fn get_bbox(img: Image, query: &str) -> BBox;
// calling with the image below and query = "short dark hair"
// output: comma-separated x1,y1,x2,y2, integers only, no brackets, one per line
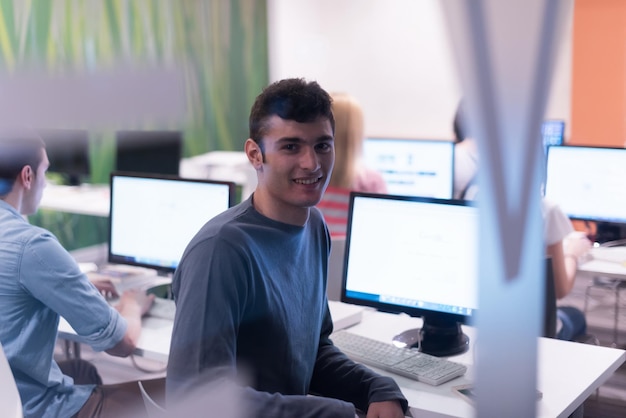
0,133,45,196
248,78,335,145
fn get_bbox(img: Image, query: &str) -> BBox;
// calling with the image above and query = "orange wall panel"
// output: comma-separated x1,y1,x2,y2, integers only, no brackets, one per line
571,0,626,147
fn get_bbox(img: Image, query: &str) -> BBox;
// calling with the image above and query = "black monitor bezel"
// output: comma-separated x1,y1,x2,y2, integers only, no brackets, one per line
115,130,183,176
340,191,477,325
107,171,236,273
363,137,456,199
38,128,91,184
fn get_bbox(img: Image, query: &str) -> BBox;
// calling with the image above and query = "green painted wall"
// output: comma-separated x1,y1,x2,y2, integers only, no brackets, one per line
0,0,268,249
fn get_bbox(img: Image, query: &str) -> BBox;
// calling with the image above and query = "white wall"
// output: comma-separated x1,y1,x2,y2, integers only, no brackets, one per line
267,0,572,140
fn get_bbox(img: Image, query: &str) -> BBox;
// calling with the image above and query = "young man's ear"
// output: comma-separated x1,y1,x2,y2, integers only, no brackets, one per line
19,165,33,189
245,138,264,170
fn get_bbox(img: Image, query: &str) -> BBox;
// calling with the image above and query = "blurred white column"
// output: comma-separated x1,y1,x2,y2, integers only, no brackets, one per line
440,0,571,416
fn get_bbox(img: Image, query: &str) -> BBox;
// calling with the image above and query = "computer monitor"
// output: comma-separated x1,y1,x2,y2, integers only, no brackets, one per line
545,145,626,224
37,128,90,185
108,172,235,274
341,192,478,356
115,130,182,176
362,137,454,199
541,120,565,167
541,120,565,148
544,145,626,242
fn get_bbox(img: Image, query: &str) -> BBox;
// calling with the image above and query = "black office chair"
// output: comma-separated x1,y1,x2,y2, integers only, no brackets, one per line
544,258,558,338
545,258,598,344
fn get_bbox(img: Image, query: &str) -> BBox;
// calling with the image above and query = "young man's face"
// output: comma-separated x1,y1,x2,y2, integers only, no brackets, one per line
22,148,49,216
246,115,334,225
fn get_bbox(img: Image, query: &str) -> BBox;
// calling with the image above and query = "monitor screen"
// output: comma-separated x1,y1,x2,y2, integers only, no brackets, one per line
115,130,182,176
362,138,454,199
341,192,478,356
37,128,90,185
108,172,235,273
541,120,565,148
544,145,626,224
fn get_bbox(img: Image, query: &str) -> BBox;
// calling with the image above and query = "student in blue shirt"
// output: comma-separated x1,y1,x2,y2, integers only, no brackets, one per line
0,133,163,418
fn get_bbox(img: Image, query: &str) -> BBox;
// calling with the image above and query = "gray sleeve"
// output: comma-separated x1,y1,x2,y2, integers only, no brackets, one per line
309,308,409,414
166,236,358,418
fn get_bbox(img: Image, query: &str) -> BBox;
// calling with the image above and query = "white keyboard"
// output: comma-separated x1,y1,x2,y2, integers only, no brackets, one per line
88,265,172,294
148,297,176,320
331,330,467,386
113,275,172,294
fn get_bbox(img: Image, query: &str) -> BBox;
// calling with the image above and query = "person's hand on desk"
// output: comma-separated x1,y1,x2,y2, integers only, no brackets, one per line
116,289,155,317
563,231,592,262
92,279,119,300
106,290,155,357
84,264,120,300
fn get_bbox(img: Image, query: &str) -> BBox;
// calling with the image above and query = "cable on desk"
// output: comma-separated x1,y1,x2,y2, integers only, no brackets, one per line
130,355,167,374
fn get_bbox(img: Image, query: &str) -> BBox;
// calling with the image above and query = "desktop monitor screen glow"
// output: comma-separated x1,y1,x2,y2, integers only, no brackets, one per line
544,145,626,224
115,130,182,176
341,192,478,356
362,138,454,198
37,128,90,185
541,120,565,148
108,172,235,273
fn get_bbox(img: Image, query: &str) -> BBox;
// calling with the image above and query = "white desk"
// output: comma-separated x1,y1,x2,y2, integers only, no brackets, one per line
57,300,364,364
57,315,173,363
40,184,110,217
124,316,173,363
578,246,626,280
58,303,625,418
40,158,257,216
577,246,626,346
180,152,257,201
349,309,625,418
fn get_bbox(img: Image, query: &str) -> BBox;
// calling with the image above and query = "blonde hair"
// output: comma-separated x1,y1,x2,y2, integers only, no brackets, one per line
330,93,364,188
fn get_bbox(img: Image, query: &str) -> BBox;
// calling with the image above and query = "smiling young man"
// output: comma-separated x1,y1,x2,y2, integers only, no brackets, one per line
166,79,408,418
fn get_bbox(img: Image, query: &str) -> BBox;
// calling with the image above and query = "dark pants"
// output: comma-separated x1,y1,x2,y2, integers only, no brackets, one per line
58,359,166,418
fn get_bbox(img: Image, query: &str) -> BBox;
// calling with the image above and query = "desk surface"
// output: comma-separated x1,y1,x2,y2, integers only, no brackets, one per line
578,246,626,280
58,303,625,418
41,157,257,217
58,315,173,363
349,309,625,418
40,184,110,217
58,300,364,364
